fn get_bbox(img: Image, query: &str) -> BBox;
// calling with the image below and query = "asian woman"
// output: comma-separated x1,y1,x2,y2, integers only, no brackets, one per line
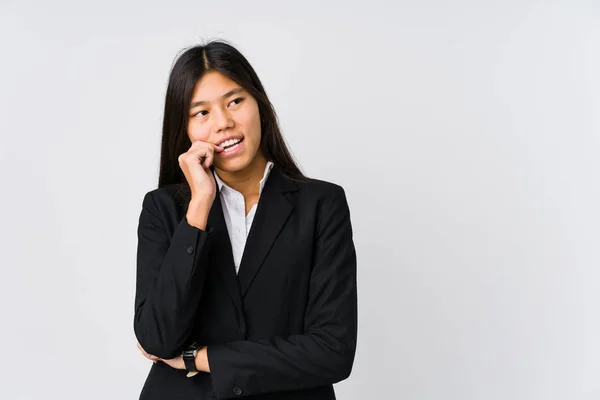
133,40,357,400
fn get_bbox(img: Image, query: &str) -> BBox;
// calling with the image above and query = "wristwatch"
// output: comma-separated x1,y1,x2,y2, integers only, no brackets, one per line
182,342,202,378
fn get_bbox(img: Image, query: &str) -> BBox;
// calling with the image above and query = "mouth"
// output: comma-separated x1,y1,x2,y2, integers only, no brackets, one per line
218,137,244,156
217,136,244,149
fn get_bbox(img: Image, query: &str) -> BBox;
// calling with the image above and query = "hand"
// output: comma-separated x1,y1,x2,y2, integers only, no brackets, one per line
178,140,224,201
136,342,185,370
137,342,160,364
159,355,186,370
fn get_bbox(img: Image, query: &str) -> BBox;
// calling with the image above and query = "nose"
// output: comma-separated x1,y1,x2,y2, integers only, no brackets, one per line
212,107,234,133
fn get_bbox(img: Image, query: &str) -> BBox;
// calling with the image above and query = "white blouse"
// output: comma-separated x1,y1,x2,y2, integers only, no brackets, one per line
212,161,274,274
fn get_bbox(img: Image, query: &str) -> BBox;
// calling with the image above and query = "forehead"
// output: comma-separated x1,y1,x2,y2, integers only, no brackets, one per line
191,71,241,100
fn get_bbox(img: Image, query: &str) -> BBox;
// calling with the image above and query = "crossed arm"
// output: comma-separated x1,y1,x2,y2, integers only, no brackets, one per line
134,186,357,398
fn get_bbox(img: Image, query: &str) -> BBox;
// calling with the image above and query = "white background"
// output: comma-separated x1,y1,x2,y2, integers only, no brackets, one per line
1,1,599,399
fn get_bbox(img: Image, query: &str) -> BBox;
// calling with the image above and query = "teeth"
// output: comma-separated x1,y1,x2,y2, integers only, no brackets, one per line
223,141,241,152
221,138,241,147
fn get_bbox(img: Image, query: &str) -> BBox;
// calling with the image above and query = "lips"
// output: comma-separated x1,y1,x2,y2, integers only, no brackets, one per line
218,137,244,158
217,136,244,148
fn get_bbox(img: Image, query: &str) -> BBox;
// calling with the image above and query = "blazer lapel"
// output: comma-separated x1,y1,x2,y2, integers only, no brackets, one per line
207,192,243,313
237,166,297,297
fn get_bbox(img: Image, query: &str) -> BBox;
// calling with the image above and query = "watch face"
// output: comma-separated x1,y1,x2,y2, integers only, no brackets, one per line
183,343,201,358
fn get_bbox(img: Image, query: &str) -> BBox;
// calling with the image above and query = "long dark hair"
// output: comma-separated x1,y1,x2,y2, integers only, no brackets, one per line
157,39,306,203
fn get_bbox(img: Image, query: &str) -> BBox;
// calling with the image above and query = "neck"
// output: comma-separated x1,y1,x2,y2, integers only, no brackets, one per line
214,154,268,198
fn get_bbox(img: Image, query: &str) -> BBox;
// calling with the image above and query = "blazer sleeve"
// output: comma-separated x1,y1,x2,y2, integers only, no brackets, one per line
207,185,358,399
133,190,211,359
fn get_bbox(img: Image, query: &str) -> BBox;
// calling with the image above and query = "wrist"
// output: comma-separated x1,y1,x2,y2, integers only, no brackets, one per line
186,201,211,230
185,214,208,230
182,343,202,377
190,193,215,210
194,346,210,373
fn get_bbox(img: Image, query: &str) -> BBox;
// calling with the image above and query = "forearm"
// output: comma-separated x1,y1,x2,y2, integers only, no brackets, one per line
194,346,210,373
134,216,211,359
206,330,356,398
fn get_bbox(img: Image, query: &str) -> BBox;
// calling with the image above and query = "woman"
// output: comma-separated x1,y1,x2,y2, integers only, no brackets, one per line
134,40,357,400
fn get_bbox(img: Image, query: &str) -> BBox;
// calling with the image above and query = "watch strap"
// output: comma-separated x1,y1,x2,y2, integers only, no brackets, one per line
182,342,200,377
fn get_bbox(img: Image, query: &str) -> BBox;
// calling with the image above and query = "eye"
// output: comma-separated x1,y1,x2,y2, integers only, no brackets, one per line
193,110,208,117
228,97,244,107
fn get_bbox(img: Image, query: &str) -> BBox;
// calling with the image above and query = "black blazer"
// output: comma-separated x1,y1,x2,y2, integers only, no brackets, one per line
133,166,357,400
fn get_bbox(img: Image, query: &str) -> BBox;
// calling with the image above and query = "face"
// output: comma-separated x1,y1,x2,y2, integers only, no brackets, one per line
187,70,264,173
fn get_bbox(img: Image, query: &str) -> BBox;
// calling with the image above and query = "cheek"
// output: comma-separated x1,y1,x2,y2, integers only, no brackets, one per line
187,120,210,142
238,108,262,140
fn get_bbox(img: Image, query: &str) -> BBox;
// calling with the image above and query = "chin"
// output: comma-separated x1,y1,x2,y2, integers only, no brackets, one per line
215,157,251,173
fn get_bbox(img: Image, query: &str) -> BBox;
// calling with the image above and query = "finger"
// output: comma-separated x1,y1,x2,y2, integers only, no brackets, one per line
202,151,215,169
137,343,157,360
188,145,212,162
137,343,148,356
190,143,224,163
144,351,159,361
190,140,205,150
191,140,223,153
144,352,158,359
195,147,215,169
184,142,223,170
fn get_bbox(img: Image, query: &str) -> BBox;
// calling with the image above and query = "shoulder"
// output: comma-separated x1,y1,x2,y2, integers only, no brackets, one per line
286,175,350,217
294,176,346,200
271,166,347,205
138,184,189,220
289,176,353,236
136,185,191,236
139,186,172,207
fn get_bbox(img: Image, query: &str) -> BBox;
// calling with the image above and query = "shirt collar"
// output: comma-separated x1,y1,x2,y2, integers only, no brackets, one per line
213,161,275,195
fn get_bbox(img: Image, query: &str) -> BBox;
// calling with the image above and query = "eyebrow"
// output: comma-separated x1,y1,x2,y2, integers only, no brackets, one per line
190,88,246,109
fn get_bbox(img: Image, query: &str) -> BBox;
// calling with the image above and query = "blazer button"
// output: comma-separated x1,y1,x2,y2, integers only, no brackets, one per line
186,245,194,254
233,387,242,396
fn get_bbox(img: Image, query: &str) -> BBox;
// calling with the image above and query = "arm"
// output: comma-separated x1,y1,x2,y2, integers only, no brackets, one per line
133,191,212,359
207,185,358,399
